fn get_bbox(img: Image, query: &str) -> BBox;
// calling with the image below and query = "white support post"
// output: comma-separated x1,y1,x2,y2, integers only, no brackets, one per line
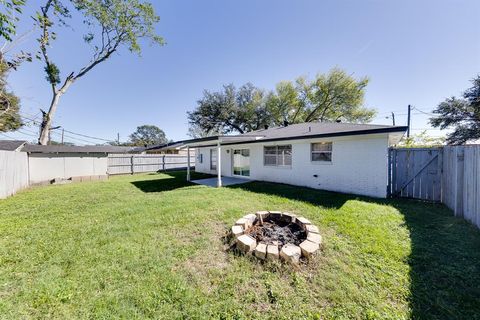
186,146,191,182
217,141,222,187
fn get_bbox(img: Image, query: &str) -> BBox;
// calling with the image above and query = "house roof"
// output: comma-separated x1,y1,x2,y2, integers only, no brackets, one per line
21,144,140,154
176,122,408,147
241,122,407,141
0,140,27,151
144,141,187,152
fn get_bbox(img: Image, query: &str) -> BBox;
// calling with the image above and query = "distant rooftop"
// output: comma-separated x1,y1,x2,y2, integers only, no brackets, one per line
0,140,27,151
21,144,143,154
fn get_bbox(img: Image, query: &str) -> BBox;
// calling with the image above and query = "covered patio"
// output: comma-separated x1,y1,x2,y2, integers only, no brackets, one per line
155,135,263,187
192,176,251,187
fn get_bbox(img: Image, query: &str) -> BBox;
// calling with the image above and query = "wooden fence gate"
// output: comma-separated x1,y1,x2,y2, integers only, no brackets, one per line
389,148,443,201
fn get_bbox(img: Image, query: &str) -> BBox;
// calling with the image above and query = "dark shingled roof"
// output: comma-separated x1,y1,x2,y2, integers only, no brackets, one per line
0,140,27,151
21,144,140,154
241,122,407,141
164,122,408,148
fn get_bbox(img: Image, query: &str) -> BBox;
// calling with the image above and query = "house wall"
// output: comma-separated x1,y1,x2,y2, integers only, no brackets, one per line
28,153,108,184
195,133,390,198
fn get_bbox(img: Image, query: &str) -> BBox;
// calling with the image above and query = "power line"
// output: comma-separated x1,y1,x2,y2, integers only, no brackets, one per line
412,106,436,116
16,129,38,138
17,126,94,145
0,132,16,139
62,129,113,142
18,113,114,144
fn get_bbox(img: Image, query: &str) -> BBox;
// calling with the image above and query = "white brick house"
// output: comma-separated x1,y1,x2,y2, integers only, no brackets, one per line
179,122,407,198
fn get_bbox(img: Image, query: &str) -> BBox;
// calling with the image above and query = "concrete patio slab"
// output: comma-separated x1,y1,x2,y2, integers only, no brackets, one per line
192,177,252,187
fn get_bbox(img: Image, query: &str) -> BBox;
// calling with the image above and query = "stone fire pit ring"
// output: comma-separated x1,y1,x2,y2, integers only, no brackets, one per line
231,211,322,264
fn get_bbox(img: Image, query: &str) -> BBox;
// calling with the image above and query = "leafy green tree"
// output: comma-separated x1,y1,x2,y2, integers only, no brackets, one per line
128,125,167,146
0,0,25,41
265,81,302,126
187,83,270,135
187,123,217,139
399,130,445,148
188,68,377,135
34,0,164,145
0,59,21,132
430,75,480,145
0,0,31,133
293,68,376,123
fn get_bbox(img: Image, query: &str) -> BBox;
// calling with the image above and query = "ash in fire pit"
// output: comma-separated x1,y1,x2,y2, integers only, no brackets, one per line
231,211,322,264
248,218,306,246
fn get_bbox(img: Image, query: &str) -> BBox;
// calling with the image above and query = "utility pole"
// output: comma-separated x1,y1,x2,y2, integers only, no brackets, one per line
61,129,64,145
117,133,120,145
391,112,396,126
407,105,411,138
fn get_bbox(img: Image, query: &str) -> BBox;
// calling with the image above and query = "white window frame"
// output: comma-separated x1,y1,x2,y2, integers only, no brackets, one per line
264,145,292,167
311,142,333,163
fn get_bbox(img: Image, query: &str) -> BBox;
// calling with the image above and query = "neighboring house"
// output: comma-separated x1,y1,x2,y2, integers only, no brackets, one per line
9,143,139,184
0,140,27,151
176,122,407,198
22,144,141,184
144,142,195,156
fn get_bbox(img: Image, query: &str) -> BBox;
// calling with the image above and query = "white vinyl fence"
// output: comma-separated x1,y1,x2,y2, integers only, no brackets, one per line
108,154,193,175
0,151,29,199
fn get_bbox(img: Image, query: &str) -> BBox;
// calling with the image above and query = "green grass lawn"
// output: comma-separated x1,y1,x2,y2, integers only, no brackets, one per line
1,171,480,319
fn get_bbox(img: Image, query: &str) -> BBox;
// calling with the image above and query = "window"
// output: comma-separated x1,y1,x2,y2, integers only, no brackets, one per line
311,142,332,162
210,149,217,170
264,145,292,166
233,149,250,176
197,153,203,164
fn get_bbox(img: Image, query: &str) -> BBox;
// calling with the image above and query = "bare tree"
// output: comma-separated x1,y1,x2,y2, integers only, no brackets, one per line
34,0,164,144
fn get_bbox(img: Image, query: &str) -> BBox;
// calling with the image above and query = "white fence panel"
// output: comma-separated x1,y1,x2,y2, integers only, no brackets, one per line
108,154,192,175
0,151,29,199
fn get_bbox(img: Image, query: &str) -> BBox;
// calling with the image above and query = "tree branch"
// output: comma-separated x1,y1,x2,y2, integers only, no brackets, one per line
39,0,57,95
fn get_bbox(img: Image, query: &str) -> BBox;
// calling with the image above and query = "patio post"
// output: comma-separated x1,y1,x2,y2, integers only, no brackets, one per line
217,140,222,187
186,146,191,182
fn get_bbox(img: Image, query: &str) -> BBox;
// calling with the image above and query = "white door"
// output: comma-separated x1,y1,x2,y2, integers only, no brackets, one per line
232,149,250,177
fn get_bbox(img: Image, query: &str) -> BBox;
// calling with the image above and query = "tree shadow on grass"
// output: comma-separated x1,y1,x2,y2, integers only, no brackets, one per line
130,171,213,193
230,181,480,319
228,181,352,209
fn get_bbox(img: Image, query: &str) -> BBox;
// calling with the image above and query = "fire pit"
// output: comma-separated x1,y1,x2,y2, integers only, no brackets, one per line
231,211,322,264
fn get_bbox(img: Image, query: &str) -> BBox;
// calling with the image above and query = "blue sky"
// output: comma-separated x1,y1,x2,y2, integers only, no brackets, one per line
3,0,480,144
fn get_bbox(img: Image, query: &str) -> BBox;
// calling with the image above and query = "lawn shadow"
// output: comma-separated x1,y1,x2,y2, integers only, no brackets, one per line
228,181,351,209
230,181,480,319
130,171,214,193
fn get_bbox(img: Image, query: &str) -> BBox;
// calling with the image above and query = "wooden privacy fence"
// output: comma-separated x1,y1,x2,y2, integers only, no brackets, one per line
389,146,480,229
389,148,443,201
442,146,480,228
108,154,193,175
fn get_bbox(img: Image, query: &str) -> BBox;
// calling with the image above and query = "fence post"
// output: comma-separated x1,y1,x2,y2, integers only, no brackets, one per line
454,147,465,217
162,155,166,171
130,155,134,175
387,148,392,198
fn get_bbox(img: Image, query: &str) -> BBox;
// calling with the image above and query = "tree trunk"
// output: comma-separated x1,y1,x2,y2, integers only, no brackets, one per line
38,92,61,144
38,79,73,145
